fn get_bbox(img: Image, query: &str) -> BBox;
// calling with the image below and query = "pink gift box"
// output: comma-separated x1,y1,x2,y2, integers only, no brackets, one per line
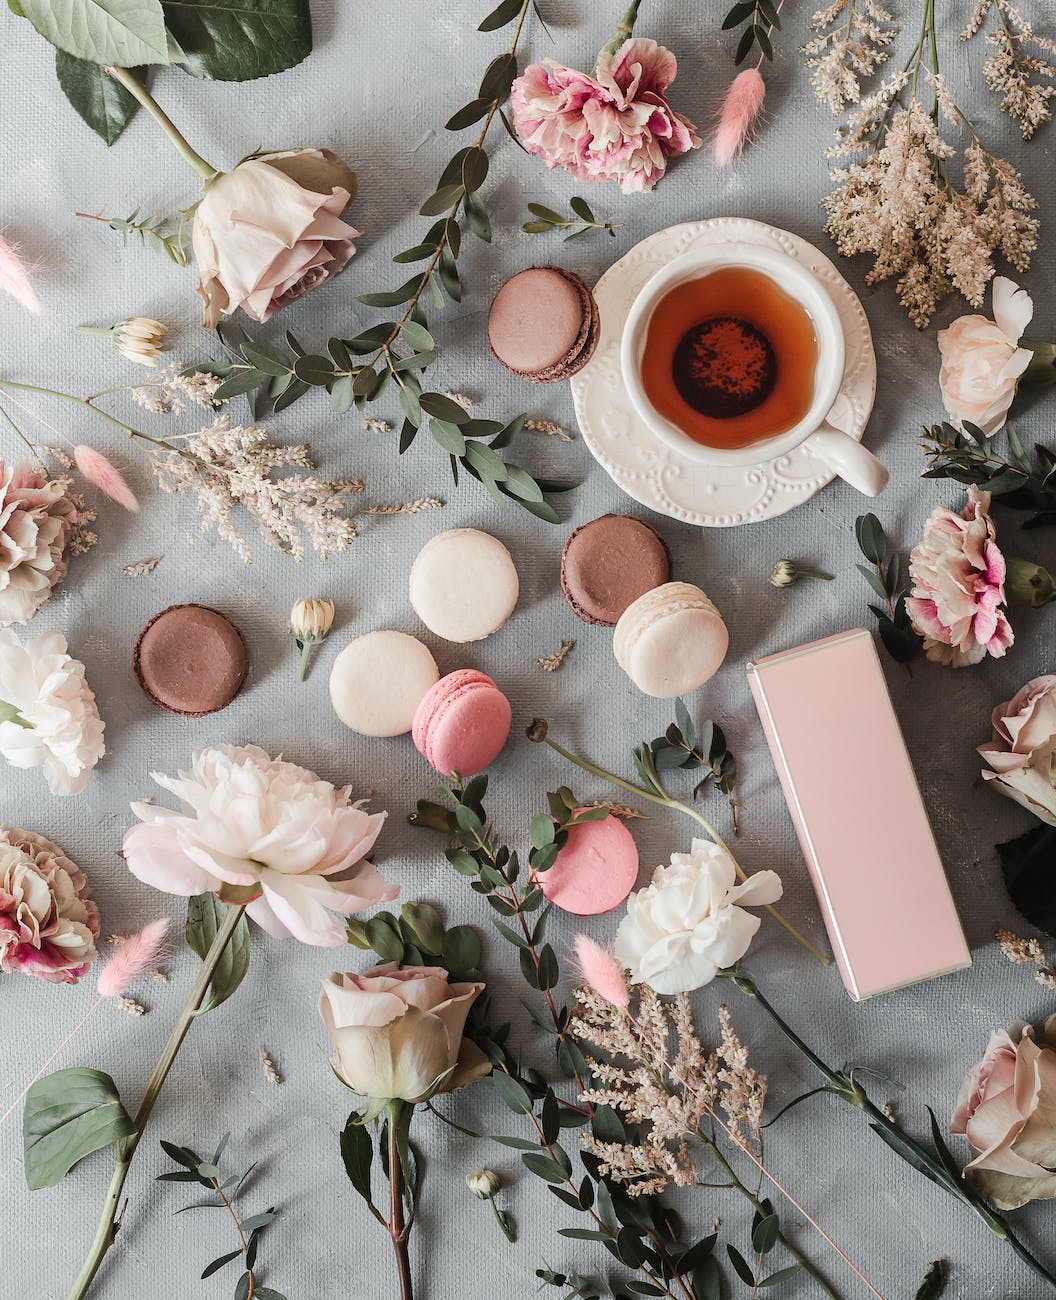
747,628,971,1000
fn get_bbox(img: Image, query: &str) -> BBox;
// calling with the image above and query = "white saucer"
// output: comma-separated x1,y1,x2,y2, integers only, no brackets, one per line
569,218,878,528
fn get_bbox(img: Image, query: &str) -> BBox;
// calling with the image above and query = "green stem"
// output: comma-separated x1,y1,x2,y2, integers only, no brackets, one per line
296,640,314,681
486,1194,515,1242
386,1101,414,1300
0,380,139,438
104,67,216,181
65,904,246,1300
537,733,832,967
598,0,641,60
0,700,33,729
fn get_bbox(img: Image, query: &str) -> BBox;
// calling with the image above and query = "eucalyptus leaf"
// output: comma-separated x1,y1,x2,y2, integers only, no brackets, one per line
186,894,250,1014
23,1068,135,1190
21,0,170,66
162,0,311,81
914,1259,949,1300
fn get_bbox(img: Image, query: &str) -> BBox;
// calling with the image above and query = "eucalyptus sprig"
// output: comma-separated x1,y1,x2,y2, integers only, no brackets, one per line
522,197,621,241
157,1134,284,1300
75,207,191,264
722,0,781,64
634,698,740,835
853,513,922,666
921,421,1056,528
722,965,1056,1294
194,0,572,522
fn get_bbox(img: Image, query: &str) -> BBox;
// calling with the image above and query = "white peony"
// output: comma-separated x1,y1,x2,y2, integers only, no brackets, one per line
937,277,1034,435
0,630,105,795
123,744,396,947
614,839,783,994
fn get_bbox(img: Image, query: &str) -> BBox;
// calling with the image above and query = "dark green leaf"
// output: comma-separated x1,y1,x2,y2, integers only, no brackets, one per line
502,465,545,503
446,97,492,130
569,196,594,222
694,1256,722,1300
493,917,530,949
358,277,424,308
420,184,464,217
755,22,773,59
186,894,250,1014
855,513,886,565
998,823,1056,937
345,323,397,352
558,1227,612,1241
856,563,889,601
478,0,522,30
494,1135,539,1150
202,1250,241,1279
54,52,144,144
420,392,471,424
493,1073,533,1114
914,1259,949,1300
23,1068,135,1190
365,916,405,963
530,812,555,849
758,1265,803,1287
723,0,755,26
160,1140,200,1168
461,147,489,192
727,1243,755,1286
464,190,491,241
489,414,526,450
442,925,481,974
213,369,269,400
479,51,516,102
536,943,559,990
523,1150,571,1183
734,24,755,62
752,1213,781,1254
234,1272,251,1300
162,0,312,81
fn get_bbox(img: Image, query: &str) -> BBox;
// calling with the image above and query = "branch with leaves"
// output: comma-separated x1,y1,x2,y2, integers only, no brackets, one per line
853,513,922,665
921,421,1056,528
722,0,782,64
522,197,622,241
158,1134,284,1300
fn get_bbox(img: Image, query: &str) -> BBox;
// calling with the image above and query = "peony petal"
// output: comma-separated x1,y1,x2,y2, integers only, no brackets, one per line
992,277,1034,345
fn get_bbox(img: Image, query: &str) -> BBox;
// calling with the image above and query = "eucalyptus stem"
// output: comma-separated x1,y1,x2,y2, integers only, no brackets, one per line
532,727,831,967
104,67,216,181
65,904,246,1300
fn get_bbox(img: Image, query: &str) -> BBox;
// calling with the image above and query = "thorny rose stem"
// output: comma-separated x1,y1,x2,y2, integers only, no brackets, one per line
532,725,831,967
66,905,246,1300
723,968,1056,1293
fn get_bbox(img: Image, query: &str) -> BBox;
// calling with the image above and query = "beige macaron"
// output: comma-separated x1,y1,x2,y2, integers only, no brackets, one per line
613,582,729,698
330,630,439,736
409,528,519,643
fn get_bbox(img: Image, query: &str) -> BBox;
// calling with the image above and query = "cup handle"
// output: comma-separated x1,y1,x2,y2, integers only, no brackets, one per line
805,423,889,497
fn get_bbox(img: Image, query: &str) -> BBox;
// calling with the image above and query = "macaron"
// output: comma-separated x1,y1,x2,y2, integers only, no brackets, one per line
560,514,672,626
487,265,600,383
330,630,439,737
133,603,248,717
412,670,512,777
409,528,519,643
535,810,639,916
613,581,729,698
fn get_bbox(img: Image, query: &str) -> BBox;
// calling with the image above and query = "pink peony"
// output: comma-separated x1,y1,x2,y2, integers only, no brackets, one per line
0,827,99,984
0,459,83,625
950,1025,1056,1209
510,38,700,194
906,486,1014,667
123,744,395,947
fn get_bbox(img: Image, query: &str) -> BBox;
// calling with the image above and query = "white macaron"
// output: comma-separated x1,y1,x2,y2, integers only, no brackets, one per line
330,630,439,736
409,528,519,643
613,581,729,698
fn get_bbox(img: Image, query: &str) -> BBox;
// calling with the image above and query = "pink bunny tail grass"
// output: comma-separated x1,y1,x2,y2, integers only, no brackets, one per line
0,234,41,313
97,918,170,997
713,68,766,167
573,935,629,1008
74,444,140,512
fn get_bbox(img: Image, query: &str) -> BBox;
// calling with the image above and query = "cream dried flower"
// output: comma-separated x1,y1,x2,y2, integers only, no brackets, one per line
113,318,167,367
0,629,105,795
0,826,99,983
963,0,1056,140
0,458,88,625
803,0,897,116
130,362,223,415
290,597,335,681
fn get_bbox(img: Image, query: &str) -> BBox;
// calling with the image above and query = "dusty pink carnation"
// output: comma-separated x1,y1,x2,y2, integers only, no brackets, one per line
906,486,1014,667
0,459,81,626
0,827,99,984
510,38,700,193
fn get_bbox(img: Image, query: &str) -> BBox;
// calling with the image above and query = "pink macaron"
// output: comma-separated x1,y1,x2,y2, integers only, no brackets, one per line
412,670,513,777
535,809,639,916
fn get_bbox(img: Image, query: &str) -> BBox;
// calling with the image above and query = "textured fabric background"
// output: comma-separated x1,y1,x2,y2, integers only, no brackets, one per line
2,3,1056,1297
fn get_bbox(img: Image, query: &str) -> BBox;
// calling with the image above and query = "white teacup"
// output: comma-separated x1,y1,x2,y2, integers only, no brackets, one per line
620,243,888,497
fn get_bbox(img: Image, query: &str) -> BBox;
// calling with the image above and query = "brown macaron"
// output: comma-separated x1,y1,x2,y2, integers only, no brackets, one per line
560,514,673,626
487,265,600,383
133,603,248,717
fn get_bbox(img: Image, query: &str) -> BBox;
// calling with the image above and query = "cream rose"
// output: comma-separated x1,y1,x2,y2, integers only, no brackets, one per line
319,963,491,1103
950,1024,1056,1209
979,675,1056,824
192,148,361,329
937,277,1034,435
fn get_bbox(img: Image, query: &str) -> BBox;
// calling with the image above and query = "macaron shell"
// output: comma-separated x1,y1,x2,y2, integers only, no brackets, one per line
133,603,248,717
413,670,512,777
330,630,439,737
409,528,519,643
614,582,729,698
487,266,599,382
535,811,640,916
560,514,672,626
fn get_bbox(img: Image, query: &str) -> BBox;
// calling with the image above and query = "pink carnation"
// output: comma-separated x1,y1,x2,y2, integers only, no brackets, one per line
511,38,700,193
906,486,1014,667
0,827,99,984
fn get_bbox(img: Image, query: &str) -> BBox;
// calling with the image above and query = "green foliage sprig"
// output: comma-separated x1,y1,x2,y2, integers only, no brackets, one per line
915,1259,949,1300
10,0,313,144
75,207,191,264
853,513,923,665
722,0,781,64
158,1134,285,1300
633,698,740,835
997,821,1056,940
522,197,622,241
197,0,572,521
921,421,1056,528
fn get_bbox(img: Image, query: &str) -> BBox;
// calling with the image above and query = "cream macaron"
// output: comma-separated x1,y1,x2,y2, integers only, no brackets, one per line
613,581,729,698
409,528,519,643
330,630,439,736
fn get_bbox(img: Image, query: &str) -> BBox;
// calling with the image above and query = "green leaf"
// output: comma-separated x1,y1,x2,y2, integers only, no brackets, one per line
914,1260,949,1300
478,0,521,30
752,1213,780,1254
21,0,170,65
569,196,594,222
162,0,311,81
530,813,555,850
23,1068,135,1190
202,1250,241,1279
997,822,1056,938
694,1256,722,1300
446,97,491,130
185,894,250,1014
365,916,405,962
399,901,445,955
489,413,526,450
213,368,269,400
461,147,489,192
420,183,464,217
727,1243,755,1286
523,1150,571,1183
401,321,434,353
464,190,491,242
493,1072,533,1114
855,564,889,601
442,925,481,974
536,943,559,990
420,392,471,424
758,1265,803,1287
855,513,886,565
429,418,467,456
54,52,144,144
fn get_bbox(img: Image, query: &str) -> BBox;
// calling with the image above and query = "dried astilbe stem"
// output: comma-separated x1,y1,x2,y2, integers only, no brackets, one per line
524,417,573,443
997,927,1056,989
586,799,645,820
803,0,897,116
122,557,162,576
962,0,1056,140
259,1046,283,1085
362,497,444,515
537,639,575,672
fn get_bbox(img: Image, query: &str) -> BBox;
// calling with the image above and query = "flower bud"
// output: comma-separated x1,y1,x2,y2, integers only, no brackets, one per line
527,717,549,743
290,597,335,643
466,1168,500,1199
1004,555,1056,609
113,318,167,367
769,560,797,588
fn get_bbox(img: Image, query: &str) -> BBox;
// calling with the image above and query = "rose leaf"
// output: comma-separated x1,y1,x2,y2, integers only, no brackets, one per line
23,1068,135,1190
54,51,145,144
163,0,312,81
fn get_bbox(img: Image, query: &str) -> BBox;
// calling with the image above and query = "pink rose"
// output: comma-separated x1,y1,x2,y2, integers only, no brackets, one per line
937,277,1034,435
950,1025,1056,1209
906,486,1014,666
319,963,491,1104
192,148,361,329
979,675,1056,824
511,38,700,193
